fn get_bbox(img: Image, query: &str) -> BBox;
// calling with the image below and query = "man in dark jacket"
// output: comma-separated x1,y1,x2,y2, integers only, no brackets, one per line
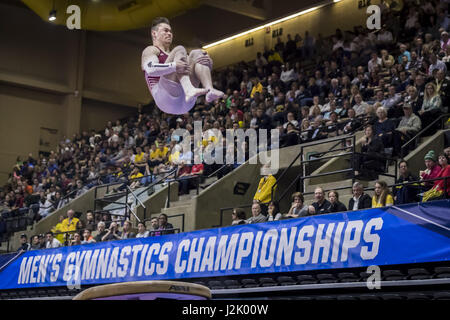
348,182,372,211
18,234,30,252
393,160,420,204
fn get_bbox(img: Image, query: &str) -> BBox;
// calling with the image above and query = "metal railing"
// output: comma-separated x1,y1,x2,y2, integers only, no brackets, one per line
215,175,449,228
271,134,357,204
93,168,177,221
400,113,449,158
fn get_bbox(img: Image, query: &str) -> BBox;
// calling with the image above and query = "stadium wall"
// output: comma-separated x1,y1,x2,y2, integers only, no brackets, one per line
206,0,381,69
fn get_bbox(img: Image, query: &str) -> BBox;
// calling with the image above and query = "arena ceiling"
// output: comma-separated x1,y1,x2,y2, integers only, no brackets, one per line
3,0,322,48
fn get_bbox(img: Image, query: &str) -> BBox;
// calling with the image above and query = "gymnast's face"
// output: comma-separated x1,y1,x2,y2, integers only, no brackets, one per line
152,23,173,46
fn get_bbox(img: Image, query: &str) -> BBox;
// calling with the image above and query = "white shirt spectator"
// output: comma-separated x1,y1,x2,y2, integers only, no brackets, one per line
280,68,298,84
136,231,150,238
39,198,54,217
353,101,369,116
46,238,62,249
429,59,447,76
283,120,298,129
368,57,382,73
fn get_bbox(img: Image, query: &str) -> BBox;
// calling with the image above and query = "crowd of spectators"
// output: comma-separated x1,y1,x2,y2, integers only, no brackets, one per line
238,146,450,224
2,0,450,247
17,210,176,251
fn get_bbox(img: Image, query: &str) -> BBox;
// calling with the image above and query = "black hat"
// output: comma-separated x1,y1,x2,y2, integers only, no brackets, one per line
20,234,27,239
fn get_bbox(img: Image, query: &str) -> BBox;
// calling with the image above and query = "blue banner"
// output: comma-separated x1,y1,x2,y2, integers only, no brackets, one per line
0,200,449,290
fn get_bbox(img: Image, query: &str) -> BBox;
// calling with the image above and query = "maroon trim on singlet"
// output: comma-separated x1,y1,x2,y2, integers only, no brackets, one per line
144,46,169,91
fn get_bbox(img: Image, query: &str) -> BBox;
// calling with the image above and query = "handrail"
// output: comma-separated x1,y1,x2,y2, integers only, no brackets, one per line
271,134,355,203
0,251,23,272
135,168,177,197
207,164,229,178
401,113,450,156
126,186,146,209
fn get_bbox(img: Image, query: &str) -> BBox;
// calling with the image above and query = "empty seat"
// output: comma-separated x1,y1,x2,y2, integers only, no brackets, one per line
223,279,241,289
193,281,206,286
208,280,225,289
382,270,407,281
47,289,58,296
406,293,431,300
259,277,277,287
407,268,432,280
241,278,258,288
57,288,69,296
277,276,297,286
337,295,358,300
296,274,318,284
359,271,370,281
315,295,336,300
359,294,381,300
433,292,450,300
380,293,403,300
316,273,338,283
434,267,450,278
294,296,313,301
337,272,359,282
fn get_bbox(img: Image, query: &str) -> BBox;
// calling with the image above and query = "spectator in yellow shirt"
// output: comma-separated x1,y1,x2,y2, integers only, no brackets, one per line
129,166,144,189
372,180,394,208
253,163,277,205
51,215,65,244
60,209,80,244
250,78,263,98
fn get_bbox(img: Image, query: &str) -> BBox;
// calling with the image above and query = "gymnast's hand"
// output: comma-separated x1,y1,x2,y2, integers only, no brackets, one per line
175,59,190,75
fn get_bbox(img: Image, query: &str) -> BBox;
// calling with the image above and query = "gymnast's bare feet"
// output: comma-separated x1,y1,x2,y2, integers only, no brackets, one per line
185,88,209,105
206,88,224,103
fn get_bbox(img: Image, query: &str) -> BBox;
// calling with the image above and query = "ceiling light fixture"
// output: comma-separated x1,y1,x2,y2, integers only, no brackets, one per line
202,0,339,49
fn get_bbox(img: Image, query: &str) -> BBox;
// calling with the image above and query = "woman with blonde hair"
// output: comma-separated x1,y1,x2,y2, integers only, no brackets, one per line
419,82,443,134
372,180,394,208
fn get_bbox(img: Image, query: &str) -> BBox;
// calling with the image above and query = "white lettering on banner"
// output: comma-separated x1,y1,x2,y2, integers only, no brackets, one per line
361,218,383,260
144,243,160,276
312,223,335,264
200,237,216,272
50,254,62,282
95,248,111,279
156,242,172,275
294,225,315,264
235,232,254,269
18,257,33,284
331,222,345,262
175,239,190,273
251,231,263,268
129,244,143,277
63,252,76,282
341,220,364,262
187,237,205,273
214,234,240,271
276,227,297,267
37,255,51,283
137,244,149,277
259,229,278,267
82,250,98,280
106,247,119,278
118,246,131,277
29,256,40,284
12,218,385,287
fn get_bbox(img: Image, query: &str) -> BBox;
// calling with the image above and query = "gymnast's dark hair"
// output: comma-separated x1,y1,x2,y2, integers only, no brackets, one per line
151,17,170,31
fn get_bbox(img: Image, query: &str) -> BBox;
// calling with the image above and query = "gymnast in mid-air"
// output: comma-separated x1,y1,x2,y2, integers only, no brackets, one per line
141,17,224,115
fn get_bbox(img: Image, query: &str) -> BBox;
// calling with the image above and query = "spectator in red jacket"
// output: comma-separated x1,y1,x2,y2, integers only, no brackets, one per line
420,150,442,190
